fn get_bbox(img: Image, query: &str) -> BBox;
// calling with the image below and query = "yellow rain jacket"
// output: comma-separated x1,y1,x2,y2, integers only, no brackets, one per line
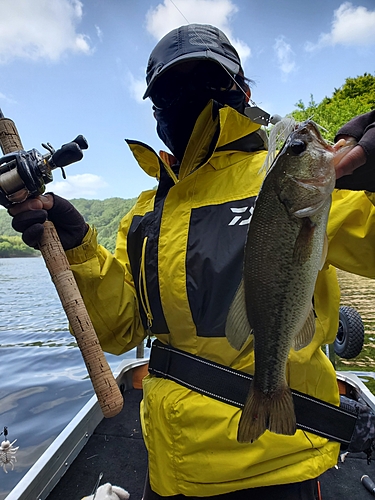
66,102,375,496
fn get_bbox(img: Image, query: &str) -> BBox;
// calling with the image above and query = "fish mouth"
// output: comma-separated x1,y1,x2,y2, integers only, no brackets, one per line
296,121,329,146
296,120,356,163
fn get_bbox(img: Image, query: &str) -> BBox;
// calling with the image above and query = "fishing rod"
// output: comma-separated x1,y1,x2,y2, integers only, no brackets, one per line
0,109,123,418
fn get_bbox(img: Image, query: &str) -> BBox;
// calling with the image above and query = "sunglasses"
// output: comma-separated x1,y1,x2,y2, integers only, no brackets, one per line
150,63,237,109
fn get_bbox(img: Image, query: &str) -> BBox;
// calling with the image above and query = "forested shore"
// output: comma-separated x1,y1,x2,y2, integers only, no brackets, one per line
0,74,373,257
0,197,137,257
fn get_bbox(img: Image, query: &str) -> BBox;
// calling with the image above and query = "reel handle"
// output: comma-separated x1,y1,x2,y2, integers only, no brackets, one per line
0,110,123,418
50,135,89,169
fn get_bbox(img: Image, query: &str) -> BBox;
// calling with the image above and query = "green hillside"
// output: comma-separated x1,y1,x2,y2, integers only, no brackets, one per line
1,73,374,258
0,196,137,257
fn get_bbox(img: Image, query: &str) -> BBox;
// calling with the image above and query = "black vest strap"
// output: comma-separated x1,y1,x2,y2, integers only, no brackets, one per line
148,339,357,445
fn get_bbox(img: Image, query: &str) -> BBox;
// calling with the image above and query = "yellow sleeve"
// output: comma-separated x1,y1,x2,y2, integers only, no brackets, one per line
327,189,375,278
64,220,145,355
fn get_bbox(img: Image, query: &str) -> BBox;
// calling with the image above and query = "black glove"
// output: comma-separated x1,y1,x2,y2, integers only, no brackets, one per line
335,110,375,191
11,194,88,250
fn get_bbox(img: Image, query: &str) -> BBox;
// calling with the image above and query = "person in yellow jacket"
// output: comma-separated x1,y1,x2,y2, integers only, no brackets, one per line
8,23,375,500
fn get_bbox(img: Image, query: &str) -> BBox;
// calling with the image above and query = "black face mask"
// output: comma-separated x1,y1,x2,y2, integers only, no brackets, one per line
154,89,247,161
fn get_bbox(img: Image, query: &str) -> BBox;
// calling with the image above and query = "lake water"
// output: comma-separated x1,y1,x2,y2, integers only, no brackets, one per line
337,268,375,335
0,257,145,499
1,259,375,498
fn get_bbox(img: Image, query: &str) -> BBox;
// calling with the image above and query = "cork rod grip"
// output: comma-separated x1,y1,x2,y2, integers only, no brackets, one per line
0,114,123,418
39,222,123,417
0,116,24,151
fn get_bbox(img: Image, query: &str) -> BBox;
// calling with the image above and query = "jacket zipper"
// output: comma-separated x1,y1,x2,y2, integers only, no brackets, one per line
138,237,153,346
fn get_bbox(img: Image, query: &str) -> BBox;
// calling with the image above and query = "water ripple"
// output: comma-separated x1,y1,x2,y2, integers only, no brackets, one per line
0,258,139,498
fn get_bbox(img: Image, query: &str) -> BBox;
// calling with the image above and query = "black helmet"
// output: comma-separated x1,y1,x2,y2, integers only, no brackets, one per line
143,24,242,100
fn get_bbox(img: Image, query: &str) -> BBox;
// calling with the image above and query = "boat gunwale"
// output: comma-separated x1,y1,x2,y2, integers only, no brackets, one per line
5,357,149,500
6,362,375,499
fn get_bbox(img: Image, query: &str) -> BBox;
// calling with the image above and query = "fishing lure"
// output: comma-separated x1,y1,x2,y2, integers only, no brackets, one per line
262,116,297,173
0,427,19,473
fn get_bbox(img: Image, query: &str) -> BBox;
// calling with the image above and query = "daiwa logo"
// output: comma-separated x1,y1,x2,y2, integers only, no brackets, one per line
228,206,254,226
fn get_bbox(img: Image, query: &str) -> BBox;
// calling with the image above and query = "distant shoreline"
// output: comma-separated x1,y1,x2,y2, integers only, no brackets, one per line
0,254,40,258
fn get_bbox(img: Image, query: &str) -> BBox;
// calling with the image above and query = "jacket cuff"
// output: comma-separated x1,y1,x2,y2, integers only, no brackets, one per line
335,111,375,191
65,225,98,264
335,110,375,143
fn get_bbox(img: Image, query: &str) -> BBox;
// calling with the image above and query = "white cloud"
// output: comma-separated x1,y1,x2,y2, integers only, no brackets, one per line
128,72,147,103
95,25,103,42
146,0,236,39
127,0,252,104
273,36,296,77
231,38,251,66
145,0,251,65
0,91,17,105
305,2,375,52
48,173,107,199
0,0,92,64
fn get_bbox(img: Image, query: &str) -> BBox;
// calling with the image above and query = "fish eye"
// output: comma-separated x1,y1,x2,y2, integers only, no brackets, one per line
290,139,306,155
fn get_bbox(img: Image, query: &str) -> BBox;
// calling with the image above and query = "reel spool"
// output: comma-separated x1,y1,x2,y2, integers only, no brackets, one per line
0,135,88,208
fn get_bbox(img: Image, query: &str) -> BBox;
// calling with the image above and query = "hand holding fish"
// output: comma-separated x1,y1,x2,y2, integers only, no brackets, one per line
333,139,367,178
334,110,375,191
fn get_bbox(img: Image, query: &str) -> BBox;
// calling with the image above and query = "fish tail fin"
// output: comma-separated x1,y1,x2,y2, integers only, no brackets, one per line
237,386,268,443
237,385,296,443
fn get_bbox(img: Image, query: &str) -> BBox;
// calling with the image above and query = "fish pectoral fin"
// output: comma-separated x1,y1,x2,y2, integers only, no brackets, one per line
292,305,316,351
225,279,253,351
293,217,315,265
237,384,296,443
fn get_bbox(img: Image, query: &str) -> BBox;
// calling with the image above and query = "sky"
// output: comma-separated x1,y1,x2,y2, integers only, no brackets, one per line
0,0,374,201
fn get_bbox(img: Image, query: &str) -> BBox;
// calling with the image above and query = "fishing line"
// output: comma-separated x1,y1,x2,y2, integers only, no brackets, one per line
167,0,280,127
167,0,250,100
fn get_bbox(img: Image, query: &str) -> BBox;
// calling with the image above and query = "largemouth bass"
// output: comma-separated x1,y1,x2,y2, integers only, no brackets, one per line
226,120,352,443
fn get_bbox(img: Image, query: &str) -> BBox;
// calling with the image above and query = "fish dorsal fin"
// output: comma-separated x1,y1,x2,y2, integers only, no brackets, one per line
292,305,316,351
225,279,253,350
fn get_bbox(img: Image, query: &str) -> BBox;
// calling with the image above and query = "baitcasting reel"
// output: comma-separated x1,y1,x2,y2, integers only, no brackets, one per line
0,135,88,208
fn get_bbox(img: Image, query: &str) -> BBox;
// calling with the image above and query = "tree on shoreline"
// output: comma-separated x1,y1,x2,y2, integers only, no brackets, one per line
0,196,137,257
291,73,375,142
0,235,38,257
